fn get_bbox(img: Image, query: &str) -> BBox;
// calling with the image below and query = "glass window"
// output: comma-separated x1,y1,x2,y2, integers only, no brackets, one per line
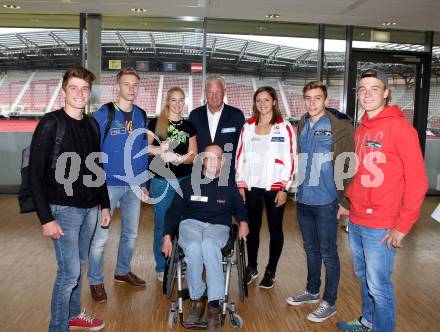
323,25,346,113
426,32,440,193
0,17,80,117
100,16,204,116
0,15,79,191
206,19,319,119
353,27,425,51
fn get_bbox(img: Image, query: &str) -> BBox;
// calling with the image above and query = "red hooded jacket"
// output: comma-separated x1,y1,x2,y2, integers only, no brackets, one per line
347,105,428,233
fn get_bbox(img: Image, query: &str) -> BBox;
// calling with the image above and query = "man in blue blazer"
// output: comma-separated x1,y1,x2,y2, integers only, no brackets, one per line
189,75,245,178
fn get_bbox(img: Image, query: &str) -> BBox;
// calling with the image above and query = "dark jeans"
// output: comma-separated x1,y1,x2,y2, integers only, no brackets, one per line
245,187,286,274
297,200,340,306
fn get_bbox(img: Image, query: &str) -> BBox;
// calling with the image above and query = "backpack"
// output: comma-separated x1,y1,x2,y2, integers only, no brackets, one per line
18,113,65,214
102,102,147,142
18,111,101,214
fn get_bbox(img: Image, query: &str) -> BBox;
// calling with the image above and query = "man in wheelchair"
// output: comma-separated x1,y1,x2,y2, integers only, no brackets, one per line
162,144,249,331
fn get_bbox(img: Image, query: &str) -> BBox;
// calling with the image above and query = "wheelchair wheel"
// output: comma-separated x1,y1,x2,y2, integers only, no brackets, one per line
167,301,178,329
229,313,244,329
235,236,248,302
163,237,178,298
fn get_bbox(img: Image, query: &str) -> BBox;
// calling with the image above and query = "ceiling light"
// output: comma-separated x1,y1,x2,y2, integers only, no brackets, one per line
178,16,200,22
131,8,147,13
265,13,280,19
381,22,397,26
3,4,21,9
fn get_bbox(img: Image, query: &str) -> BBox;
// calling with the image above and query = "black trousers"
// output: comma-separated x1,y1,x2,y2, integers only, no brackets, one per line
245,187,286,274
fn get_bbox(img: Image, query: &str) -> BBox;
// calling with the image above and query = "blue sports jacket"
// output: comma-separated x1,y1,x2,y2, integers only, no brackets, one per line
93,103,148,187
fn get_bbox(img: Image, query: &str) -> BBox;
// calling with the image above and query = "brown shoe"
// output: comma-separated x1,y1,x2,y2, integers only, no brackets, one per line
114,272,146,287
90,284,107,303
207,304,221,332
186,297,207,323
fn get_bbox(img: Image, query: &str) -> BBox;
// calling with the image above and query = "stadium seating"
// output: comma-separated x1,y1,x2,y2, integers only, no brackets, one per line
0,70,438,132
0,71,30,114
19,72,61,114
224,76,254,117
191,75,204,113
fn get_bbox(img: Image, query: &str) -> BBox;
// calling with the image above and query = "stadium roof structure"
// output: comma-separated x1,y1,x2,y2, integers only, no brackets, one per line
0,29,344,75
1,29,439,76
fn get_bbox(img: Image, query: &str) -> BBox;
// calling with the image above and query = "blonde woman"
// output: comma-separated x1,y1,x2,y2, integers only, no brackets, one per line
147,87,197,281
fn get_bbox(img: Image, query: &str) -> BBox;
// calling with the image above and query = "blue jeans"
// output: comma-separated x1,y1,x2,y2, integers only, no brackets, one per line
49,205,99,332
88,186,141,285
297,200,340,306
150,177,181,273
348,222,396,332
178,219,229,302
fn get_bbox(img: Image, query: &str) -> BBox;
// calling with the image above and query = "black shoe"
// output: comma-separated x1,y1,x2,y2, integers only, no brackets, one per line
259,270,276,289
245,266,258,285
114,272,146,287
90,283,107,303
186,297,206,324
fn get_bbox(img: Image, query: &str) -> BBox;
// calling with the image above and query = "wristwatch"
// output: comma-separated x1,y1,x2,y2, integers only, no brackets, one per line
280,188,288,193
175,153,182,163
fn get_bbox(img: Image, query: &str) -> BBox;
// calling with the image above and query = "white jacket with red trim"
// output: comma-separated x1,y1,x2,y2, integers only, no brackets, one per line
235,117,296,191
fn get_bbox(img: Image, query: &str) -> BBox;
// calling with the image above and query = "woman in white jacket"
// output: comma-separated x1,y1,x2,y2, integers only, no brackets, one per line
236,86,296,289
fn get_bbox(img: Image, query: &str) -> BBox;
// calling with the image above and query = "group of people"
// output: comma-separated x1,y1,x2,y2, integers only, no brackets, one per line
28,65,428,332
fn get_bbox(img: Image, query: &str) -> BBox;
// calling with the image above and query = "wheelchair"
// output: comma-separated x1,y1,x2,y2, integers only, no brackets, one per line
163,223,248,330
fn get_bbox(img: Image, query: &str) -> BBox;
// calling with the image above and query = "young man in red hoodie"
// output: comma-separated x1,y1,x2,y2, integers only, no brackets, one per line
336,68,428,332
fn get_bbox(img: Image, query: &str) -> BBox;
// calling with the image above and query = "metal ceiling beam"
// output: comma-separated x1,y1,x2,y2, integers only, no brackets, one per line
49,32,68,47
236,41,249,65
49,32,71,55
16,34,41,54
182,34,185,53
210,37,217,59
264,45,281,66
290,50,312,70
149,33,158,57
116,32,131,56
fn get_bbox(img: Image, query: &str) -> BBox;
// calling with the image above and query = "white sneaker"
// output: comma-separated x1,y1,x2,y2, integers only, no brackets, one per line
156,272,164,282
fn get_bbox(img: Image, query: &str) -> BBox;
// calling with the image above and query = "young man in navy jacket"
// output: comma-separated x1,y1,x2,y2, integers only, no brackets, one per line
88,68,149,302
162,144,249,332
189,75,245,178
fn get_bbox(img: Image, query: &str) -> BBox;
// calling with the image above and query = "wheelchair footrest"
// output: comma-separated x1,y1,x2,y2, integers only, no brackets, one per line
181,320,208,330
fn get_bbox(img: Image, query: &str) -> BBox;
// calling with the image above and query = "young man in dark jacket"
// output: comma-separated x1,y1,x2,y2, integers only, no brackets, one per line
88,68,148,302
29,66,110,331
287,81,355,323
